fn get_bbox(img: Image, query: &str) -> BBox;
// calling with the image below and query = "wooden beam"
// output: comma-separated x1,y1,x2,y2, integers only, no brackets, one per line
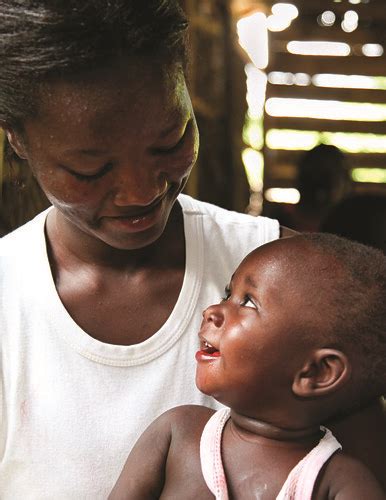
267,53,386,77
266,85,386,104
263,149,386,169
293,2,386,23
264,116,386,134
270,27,383,47
189,15,223,35
261,0,386,22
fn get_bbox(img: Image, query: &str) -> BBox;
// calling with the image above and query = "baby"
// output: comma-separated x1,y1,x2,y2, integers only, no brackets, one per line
109,233,386,499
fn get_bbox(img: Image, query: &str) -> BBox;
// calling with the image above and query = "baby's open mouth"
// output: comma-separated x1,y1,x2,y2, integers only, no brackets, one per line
201,340,220,357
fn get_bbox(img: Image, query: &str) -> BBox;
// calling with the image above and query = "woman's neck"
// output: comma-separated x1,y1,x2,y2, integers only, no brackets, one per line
45,202,185,271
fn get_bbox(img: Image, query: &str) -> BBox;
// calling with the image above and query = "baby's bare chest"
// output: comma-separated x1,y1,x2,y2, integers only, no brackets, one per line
222,430,313,499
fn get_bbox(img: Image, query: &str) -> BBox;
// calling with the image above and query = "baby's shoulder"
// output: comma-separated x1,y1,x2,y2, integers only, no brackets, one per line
163,404,215,434
163,405,216,425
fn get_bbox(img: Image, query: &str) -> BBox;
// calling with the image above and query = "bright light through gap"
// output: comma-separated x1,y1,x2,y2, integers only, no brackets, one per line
265,188,300,204
271,3,299,20
237,12,268,69
351,168,386,183
287,41,351,56
362,44,384,57
312,74,386,90
320,11,336,26
265,98,386,122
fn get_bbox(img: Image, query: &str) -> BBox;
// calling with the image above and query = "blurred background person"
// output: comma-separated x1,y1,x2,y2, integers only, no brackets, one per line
270,144,352,232
322,193,386,254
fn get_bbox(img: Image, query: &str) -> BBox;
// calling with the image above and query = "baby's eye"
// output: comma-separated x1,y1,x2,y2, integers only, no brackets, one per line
221,285,231,301
242,296,257,309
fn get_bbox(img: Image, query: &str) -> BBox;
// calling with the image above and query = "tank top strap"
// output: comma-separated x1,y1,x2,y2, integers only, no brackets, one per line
200,407,231,500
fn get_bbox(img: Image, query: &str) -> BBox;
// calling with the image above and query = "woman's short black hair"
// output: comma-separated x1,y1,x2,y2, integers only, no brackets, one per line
0,0,189,127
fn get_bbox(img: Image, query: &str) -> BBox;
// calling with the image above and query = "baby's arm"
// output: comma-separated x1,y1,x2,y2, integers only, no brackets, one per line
108,410,173,500
315,452,385,499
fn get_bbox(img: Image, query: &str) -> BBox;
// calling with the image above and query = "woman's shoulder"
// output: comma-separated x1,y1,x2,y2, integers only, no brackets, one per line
178,194,280,244
0,207,51,255
179,194,276,224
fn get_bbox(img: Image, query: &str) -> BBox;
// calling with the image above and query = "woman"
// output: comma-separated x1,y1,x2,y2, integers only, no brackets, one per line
0,1,383,497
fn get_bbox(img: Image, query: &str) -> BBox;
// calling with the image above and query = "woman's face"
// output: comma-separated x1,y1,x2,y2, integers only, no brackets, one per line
14,61,199,250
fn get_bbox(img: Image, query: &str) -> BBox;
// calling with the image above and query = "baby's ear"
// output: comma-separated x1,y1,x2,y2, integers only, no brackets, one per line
292,349,351,398
1,124,28,160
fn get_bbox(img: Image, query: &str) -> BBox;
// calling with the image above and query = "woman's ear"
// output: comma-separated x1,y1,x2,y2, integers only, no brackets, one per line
1,124,28,160
292,349,351,398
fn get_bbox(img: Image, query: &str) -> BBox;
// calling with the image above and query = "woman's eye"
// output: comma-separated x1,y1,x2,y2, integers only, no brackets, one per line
221,285,231,302
65,163,113,182
157,135,186,155
242,296,257,309
156,122,191,154
164,136,185,153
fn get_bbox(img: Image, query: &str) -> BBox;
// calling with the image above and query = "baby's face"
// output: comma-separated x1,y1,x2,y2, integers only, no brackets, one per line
196,239,321,417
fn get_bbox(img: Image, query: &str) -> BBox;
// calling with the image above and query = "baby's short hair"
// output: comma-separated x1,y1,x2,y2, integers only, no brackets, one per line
294,233,386,408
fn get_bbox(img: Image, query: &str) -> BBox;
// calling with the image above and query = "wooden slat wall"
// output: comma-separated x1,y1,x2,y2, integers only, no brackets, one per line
263,0,386,207
181,0,250,212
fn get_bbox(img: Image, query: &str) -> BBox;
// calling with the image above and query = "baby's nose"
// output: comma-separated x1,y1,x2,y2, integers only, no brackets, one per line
202,304,224,328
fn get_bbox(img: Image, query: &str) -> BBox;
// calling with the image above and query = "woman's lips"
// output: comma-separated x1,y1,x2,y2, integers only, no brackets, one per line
103,188,169,233
105,202,163,233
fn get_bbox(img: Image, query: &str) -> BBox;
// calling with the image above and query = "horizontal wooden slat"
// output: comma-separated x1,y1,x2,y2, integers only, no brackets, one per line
264,115,386,134
341,153,386,168
265,85,386,104
263,149,386,169
262,178,386,193
233,0,386,24
297,2,386,21
267,53,386,77
270,25,381,46
263,0,386,20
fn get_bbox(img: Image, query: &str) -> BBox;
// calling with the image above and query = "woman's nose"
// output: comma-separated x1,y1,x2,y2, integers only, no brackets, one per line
202,304,224,328
113,166,162,207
